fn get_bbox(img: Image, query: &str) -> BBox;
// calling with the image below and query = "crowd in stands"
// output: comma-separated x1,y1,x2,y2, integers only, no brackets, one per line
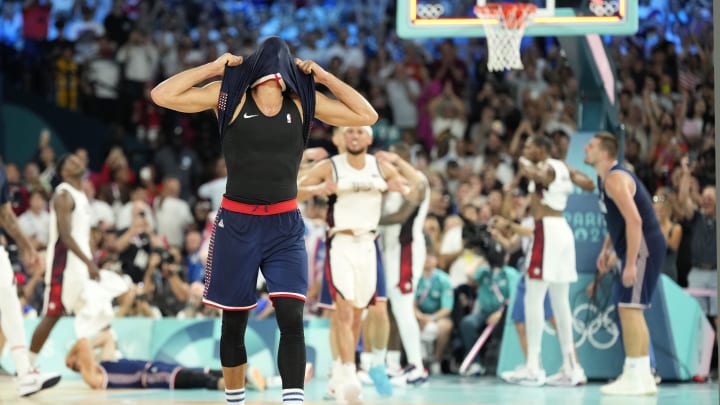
0,0,715,374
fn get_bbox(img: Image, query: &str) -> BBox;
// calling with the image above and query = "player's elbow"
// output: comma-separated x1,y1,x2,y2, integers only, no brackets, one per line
150,86,168,107
364,109,379,125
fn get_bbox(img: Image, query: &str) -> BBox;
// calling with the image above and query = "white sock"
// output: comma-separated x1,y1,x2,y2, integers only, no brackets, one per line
360,352,372,371
387,350,402,371
330,358,342,379
0,285,32,376
343,363,357,379
371,348,386,368
225,388,245,404
282,388,303,404
29,352,39,369
625,356,650,372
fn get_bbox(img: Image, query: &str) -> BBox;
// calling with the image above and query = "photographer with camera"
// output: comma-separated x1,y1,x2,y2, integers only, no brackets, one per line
114,201,164,284
141,246,191,317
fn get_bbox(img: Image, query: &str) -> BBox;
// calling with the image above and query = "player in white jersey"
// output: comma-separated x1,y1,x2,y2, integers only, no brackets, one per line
376,143,430,385
0,161,60,396
499,136,585,386
299,126,411,403
29,154,99,364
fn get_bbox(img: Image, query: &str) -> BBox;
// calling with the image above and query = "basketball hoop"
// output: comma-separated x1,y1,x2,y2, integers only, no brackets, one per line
473,3,537,71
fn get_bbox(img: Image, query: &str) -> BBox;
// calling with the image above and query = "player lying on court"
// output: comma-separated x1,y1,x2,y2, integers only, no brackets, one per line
65,329,225,391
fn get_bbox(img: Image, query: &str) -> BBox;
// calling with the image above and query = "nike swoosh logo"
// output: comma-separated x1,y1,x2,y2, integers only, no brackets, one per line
243,113,259,119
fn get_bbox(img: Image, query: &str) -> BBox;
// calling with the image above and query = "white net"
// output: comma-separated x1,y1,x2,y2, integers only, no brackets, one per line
473,4,537,71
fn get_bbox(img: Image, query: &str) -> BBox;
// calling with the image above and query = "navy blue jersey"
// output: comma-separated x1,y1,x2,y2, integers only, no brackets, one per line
597,163,663,260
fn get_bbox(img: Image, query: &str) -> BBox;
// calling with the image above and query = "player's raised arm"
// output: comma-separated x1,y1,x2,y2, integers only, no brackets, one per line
151,53,243,113
295,58,378,126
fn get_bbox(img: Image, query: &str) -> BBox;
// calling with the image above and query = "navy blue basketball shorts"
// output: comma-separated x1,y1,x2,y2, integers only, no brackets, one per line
318,237,386,310
615,233,666,309
202,198,308,311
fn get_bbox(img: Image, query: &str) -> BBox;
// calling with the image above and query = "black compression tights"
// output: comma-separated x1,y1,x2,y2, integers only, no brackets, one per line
220,310,249,367
273,297,306,389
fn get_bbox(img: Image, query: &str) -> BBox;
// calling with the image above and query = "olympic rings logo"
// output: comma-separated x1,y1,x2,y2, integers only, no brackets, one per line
589,0,620,16
543,303,620,350
416,3,445,19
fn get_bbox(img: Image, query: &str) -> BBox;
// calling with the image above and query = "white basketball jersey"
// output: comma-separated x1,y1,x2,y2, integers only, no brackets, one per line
381,171,430,250
528,158,573,211
329,154,387,234
46,182,93,273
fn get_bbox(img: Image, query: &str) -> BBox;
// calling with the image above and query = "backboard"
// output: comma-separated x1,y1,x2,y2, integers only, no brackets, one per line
397,0,638,38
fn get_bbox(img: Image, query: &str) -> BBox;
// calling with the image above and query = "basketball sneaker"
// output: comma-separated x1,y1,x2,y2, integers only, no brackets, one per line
546,366,587,386
600,368,657,396
368,364,393,396
17,370,61,397
390,364,428,387
336,378,362,404
356,368,373,386
500,366,546,387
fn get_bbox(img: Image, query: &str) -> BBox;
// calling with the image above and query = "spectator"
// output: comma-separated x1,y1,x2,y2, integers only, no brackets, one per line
143,247,190,317
5,162,30,216
153,130,202,200
114,200,163,283
17,190,50,251
416,250,454,375
85,36,121,124
116,185,154,231
677,157,716,326
459,244,512,376
652,194,682,283
154,176,193,248
83,179,116,228
116,29,158,128
197,157,227,212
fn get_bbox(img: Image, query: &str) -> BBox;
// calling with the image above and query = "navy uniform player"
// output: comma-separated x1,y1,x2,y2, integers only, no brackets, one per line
151,37,378,405
584,132,664,395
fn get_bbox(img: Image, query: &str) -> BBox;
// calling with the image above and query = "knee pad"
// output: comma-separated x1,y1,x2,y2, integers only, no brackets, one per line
273,297,304,336
220,310,249,367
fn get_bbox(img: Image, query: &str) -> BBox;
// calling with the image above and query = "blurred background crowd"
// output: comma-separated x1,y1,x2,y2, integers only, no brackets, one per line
0,0,715,375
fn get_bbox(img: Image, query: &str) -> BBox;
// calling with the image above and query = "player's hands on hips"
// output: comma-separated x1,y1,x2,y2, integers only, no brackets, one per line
295,58,327,81
621,263,637,288
212,53,243,75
